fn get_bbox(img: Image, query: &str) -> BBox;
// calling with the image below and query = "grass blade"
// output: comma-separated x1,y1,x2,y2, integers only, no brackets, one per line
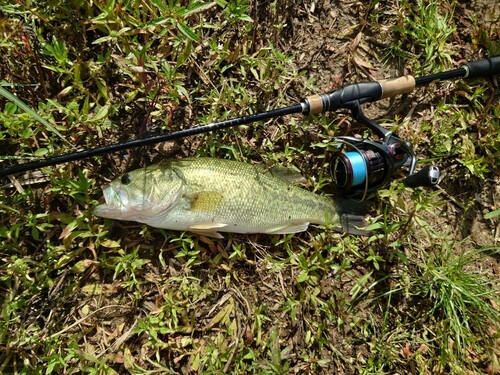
0,85,69,144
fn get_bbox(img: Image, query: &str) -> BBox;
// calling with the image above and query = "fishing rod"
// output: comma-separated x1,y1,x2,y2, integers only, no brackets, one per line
1,55,499,200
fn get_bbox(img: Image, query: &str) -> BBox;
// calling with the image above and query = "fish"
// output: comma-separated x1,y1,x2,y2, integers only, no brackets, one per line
93,158,367,238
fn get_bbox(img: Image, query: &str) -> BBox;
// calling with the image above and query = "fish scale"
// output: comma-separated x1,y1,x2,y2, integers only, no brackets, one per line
171,158,335,229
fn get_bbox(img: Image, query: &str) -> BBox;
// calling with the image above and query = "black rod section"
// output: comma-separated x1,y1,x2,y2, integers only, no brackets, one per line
415,67,467,86
0,104,303,178
416,55,500,85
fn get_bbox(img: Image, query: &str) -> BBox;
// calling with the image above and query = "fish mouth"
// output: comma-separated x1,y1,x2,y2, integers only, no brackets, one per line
93,184,129,219
93,179,184,222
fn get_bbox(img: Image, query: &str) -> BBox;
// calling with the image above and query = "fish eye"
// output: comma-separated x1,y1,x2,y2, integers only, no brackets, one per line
120,174,131,185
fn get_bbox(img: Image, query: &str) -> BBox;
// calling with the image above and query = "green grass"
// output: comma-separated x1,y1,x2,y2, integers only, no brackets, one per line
384,0,457,73
1,0,499,373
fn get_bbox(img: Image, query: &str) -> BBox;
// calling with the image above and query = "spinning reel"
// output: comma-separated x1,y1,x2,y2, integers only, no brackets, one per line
328,104,440,200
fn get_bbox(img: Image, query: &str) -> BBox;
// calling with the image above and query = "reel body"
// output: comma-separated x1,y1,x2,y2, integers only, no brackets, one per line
330,136,415,199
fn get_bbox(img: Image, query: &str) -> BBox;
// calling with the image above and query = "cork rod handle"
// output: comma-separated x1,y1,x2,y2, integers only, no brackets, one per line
379,75,416,99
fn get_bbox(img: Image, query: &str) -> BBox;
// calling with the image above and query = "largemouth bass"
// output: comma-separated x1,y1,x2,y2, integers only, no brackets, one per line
93,158,366,238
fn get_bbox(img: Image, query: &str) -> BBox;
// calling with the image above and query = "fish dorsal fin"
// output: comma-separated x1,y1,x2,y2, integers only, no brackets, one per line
187,191,224,212
269,165,307,185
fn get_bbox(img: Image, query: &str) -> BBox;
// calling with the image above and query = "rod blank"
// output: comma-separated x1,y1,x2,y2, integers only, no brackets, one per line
0,105,303,178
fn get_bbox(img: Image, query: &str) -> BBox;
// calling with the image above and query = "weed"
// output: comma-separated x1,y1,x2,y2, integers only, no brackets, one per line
0,85,67,142
386,0,456,72
411,244,499,370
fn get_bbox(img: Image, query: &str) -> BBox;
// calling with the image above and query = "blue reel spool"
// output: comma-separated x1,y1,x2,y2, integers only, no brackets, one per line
331,144,386,195
342,151,367,186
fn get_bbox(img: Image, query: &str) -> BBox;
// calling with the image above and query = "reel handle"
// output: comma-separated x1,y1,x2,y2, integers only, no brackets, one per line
403,165,440,188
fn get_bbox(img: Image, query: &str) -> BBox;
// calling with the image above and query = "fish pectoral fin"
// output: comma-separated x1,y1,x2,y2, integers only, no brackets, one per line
188,223,228,239
266,222,310,235
189,229,224,239
186,191,224,212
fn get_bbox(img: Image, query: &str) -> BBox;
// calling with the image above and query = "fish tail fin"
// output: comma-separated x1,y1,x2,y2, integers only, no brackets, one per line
338,213,369,235
334,198,372,236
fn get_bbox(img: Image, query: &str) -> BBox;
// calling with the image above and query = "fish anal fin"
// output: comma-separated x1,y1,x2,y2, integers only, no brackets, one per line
187,192,224,212
266,222,310,235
